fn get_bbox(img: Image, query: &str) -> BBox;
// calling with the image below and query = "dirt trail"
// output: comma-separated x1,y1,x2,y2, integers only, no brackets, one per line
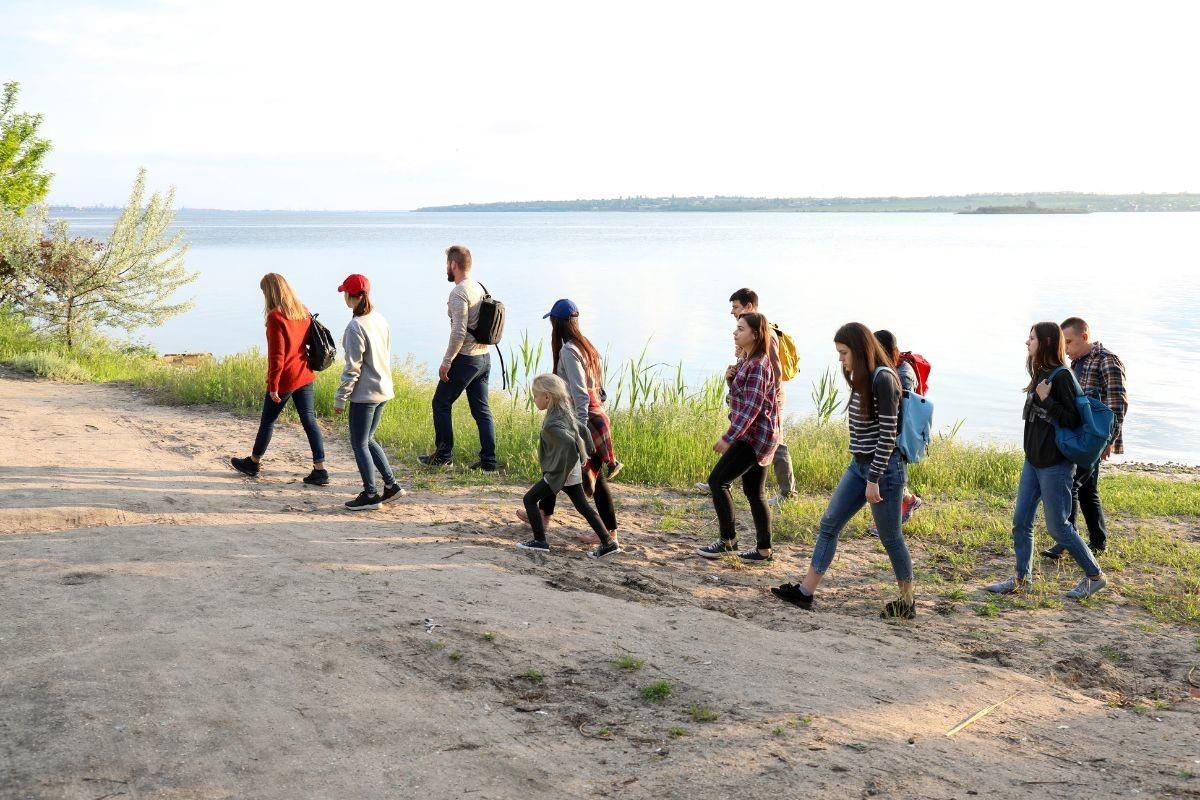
1,374,1197,800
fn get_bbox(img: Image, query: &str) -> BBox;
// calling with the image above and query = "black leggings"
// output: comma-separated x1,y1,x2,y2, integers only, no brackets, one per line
539,456,617,532
708,440,771,550
524,479,612,545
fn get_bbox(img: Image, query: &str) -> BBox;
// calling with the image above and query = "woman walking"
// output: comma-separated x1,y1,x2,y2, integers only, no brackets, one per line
697,312,780,563
985,322,1107,600
771,323,915,618
334,274,404,511
230,273,327,484
518,299,622,544
516,373,621,558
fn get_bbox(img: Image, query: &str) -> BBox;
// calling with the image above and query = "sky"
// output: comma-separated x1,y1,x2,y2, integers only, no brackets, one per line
2,0,1198,210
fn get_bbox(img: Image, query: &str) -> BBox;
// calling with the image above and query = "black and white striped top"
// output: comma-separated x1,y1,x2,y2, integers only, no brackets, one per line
847,367,901,482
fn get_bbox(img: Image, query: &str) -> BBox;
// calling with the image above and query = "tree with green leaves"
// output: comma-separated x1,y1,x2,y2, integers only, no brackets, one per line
23,168,196,348
0,81,53,214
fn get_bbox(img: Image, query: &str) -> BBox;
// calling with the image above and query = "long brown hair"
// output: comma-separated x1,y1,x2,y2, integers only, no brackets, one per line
1025,322,1066,391
835,322,894,420
550,315,602,388
739,312,772,361
259,273,307,320
351,292,373,317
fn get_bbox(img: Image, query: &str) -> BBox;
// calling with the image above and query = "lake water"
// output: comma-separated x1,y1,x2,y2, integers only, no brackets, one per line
57,210,1200,465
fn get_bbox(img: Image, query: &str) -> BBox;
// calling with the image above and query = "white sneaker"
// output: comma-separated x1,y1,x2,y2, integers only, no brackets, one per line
767,493,786,507
1066,574,1107,600
694,481,711,492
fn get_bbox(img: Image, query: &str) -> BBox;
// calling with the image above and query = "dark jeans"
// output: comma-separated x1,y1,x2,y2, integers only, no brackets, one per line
523,479,612,545
1047,462,1109,554
348,401,395,496
708,440,772,551
432,353,496,467
540,455,617,531
252,382,325,462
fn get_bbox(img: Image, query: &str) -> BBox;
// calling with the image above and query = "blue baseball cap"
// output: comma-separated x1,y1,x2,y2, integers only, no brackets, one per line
543,298,579,319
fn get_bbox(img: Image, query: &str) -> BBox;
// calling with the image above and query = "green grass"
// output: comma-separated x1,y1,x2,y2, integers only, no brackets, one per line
686,704,720,722
640,681,672,703
611,655,645,672
519,669,544,684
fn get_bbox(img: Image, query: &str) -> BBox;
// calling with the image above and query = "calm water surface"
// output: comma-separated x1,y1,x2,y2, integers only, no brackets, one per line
58,210,1200,464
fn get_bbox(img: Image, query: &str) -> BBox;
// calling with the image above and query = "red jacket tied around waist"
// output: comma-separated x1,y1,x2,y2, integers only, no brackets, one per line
266,310,315,394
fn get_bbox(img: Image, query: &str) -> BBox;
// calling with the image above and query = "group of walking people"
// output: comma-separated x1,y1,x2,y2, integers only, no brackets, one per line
228,246,1129,619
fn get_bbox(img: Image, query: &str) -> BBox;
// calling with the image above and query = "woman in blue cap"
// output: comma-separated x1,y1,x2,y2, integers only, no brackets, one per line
517,299,623,543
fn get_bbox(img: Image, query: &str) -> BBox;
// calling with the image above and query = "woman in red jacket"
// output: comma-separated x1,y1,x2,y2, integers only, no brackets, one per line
230,273,327,484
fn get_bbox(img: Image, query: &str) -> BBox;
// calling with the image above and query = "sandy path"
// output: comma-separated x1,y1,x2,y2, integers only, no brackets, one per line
1,374,1197,800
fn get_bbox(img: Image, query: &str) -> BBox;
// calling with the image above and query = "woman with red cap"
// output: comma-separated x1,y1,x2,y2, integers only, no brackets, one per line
334,274,404,511
230,273,327,484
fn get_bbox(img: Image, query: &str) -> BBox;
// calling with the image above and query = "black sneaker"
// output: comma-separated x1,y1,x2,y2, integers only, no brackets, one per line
587,540,622,559
381,484,407,503
738,549,773,563
230,456,260,477
881,598,916,620
1041,546,1064,560
770,583,814,610
345,491,382,511
607,460,625,481
697,539,737,559
303,469,329,486
418,455,453,468
469,461,499,473
516,538,550,552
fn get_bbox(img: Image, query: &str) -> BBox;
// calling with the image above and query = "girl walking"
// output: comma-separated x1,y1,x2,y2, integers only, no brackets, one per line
771,323,915,618
985,322,1107,600
333,274,404,511
230,273,327,484
518,299,622,544
516,373,621,558
697,312,780,563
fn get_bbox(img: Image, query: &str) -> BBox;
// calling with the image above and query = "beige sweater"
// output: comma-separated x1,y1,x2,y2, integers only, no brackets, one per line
440,278,490,370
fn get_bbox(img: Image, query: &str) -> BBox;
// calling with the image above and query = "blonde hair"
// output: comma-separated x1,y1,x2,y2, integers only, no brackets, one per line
531,373,573,413
259,273,307,321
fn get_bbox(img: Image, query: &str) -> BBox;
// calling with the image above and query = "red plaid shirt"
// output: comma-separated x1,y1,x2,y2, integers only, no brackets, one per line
722,355,781,465
1071,342,1129,454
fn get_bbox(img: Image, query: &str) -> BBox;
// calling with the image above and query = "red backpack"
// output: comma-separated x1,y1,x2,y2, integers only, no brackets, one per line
899,351,931,396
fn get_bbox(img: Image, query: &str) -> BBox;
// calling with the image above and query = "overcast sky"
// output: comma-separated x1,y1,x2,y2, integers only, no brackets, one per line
2,0,1197,209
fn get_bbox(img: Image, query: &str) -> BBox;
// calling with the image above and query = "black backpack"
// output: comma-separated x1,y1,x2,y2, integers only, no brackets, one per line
467,282,508,389
306,313,337,371
468,282,506,345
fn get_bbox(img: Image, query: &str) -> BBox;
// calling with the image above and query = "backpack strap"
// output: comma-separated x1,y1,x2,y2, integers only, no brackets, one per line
1045,365,1083,397
477,281,491,298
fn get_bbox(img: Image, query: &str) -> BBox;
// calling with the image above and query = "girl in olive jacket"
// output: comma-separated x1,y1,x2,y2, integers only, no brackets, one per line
516,374,621,558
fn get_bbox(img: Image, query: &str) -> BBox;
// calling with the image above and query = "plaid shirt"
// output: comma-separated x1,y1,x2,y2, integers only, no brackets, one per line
722,355,780,465
1071,342,1129,454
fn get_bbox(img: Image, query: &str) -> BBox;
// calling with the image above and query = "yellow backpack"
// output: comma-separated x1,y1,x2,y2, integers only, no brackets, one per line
772,324,799,382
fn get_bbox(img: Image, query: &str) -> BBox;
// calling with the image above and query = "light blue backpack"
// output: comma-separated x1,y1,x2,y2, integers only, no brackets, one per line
873,366,934,464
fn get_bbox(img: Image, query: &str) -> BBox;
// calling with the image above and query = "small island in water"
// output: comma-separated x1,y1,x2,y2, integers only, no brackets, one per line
958,201,1090,215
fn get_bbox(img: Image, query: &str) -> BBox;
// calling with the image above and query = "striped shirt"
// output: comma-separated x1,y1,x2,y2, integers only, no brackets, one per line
848,367,901,482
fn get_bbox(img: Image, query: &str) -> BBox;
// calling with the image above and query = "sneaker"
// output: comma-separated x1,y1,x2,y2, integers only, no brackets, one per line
230,456,260,478
881,598,916,619
516,509,552,527
770,583,814,610
697,539,737,559
1041,546,1065,560
587,540,622,559
902,494,924,523
469,461,499,473
516,538,550,552
344,491,383,511
985,576,1026,594
418,455,453,468
1066,574,1107,600
738,549,773,563
694,481,711,492
767,494,786,507
607,460,625,481
867,524,880,537
302,469,329,486
381,483,407,503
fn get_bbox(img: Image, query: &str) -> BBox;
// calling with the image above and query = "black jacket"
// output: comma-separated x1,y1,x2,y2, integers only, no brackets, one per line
1022,368,1082,468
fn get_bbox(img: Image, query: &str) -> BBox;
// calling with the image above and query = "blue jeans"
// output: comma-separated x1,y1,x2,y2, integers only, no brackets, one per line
252,382,325,462
811,452,913,582
432,353,496,467
348,401,395,495
1013,459,1102,580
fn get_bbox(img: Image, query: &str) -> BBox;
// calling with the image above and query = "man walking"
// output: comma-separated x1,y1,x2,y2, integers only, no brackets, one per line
1043,316,1128,558
419,245,498,471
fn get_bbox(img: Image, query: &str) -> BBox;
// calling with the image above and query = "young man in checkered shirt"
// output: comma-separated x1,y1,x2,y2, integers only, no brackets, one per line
1043,317,1129,558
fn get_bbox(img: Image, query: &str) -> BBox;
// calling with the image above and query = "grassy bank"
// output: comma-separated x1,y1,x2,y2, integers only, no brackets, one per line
3,311,1199,624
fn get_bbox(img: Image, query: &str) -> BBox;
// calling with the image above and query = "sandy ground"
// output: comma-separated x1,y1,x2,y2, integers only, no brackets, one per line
1,373,1198,800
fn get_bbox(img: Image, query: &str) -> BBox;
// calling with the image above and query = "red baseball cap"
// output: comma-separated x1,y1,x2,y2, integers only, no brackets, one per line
337,274,370,295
